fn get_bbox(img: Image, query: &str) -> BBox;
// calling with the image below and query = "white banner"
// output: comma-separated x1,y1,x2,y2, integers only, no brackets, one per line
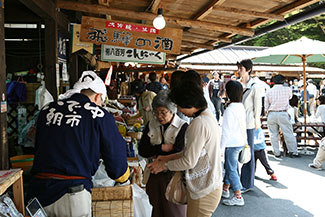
101,45,165,65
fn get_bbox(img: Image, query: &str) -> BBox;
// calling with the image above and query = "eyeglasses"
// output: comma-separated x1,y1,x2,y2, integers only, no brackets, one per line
153,110,170,117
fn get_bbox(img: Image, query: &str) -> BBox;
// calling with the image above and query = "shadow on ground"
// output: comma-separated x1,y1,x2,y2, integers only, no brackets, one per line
212,186,313,217
254,176,287,189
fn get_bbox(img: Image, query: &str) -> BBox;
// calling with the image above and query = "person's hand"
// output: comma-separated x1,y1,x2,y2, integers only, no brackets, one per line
144,106,151,112
161,144,173,152
147,159,166,174
156,155,168,163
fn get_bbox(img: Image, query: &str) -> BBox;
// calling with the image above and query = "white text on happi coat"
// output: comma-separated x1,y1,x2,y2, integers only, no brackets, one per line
44,101,105,127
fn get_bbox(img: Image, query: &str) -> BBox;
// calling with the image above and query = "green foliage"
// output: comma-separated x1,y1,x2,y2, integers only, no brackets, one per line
242,14,325,47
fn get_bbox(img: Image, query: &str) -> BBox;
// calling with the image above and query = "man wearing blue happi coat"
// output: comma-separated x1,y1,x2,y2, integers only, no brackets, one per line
27,71,130,217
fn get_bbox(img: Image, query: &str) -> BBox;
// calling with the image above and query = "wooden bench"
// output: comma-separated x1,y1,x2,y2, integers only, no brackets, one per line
0,169,25,216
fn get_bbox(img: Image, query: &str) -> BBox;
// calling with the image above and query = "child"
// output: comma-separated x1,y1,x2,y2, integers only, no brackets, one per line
254,128,277,181
221,80,247,206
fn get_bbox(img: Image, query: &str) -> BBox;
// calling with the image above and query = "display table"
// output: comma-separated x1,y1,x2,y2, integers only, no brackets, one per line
0,169,25,216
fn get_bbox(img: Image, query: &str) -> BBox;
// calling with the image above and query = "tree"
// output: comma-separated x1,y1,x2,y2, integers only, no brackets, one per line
242,14,325,47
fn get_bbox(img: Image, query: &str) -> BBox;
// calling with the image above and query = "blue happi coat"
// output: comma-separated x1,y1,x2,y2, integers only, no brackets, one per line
28,93,129,207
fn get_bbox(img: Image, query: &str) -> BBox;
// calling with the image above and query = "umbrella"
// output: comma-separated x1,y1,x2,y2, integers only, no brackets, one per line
252,37,325,147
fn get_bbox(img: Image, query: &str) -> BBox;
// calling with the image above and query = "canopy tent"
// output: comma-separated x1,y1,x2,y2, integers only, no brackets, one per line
252,37,325,146
179,45,325,78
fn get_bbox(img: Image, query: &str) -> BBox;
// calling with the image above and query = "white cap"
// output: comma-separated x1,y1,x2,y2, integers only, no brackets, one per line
59,71,107,102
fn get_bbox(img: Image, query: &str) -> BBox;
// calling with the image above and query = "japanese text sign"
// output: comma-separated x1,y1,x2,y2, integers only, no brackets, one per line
80,16,182,54
71,24,94,54
101,45,165,65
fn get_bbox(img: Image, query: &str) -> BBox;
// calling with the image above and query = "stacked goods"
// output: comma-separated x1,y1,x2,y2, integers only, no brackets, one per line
92,185,133,217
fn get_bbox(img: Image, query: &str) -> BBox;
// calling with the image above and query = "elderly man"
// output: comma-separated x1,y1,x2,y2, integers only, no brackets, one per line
27,71,130,217
265,74,299,158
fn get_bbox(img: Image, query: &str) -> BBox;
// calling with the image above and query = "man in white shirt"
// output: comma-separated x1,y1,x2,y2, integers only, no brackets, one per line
265,74,299,158
252,76,270,116
307,79,318,116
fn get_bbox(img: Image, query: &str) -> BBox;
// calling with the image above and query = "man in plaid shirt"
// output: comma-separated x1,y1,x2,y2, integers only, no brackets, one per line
265,74,299,158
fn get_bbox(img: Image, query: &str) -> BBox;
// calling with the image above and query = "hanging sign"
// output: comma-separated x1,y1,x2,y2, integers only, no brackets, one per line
71,24,94,54
1,93,6,113
58,31,68,60
1,101,6,113
80,16,183,54
101,45,165,65
104,65,113,86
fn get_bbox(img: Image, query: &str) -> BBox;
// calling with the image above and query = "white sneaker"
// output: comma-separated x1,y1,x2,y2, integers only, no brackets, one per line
308,163,322,171
222,196,245,206
222,189,230,198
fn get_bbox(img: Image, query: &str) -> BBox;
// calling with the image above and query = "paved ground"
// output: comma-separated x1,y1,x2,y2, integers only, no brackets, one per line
212,146,325,217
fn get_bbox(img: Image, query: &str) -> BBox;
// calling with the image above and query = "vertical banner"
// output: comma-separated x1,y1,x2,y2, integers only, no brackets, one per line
0,0,4,9
104,65,113,86
71,24,94,54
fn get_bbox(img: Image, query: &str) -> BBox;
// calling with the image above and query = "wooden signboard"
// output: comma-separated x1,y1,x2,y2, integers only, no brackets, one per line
101,45,165,65
80,16,182,54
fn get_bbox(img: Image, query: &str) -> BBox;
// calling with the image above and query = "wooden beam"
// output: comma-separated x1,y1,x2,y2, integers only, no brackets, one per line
183,31,232,43
57,0,254,36
182,40,214,50
57,11,70,37
19,0,56,20
19,0,70,35
98,0,110,7
213,5,284,21
250,0,320,28
0,5,9,170
192,0,227,20
218,0,319,42
44,19,58,99
150,0,161,14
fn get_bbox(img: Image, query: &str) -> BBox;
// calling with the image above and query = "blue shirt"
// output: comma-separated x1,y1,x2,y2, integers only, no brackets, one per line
27,93,129,206
254,128,266,151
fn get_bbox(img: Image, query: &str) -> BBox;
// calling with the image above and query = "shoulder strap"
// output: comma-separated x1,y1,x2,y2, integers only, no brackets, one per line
243,82,255,95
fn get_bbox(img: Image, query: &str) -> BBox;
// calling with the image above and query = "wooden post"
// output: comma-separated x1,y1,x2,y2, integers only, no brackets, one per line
0,2,9,170
69,54,79,86
12,171,25,215
302,55,307,146
44,18,58,99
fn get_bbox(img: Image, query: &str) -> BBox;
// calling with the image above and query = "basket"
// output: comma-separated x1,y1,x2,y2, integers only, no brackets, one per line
92,185,134,217
10,155,34,171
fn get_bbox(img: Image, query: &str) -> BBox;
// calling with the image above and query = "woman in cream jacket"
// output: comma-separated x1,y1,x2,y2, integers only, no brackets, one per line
148,80,222,217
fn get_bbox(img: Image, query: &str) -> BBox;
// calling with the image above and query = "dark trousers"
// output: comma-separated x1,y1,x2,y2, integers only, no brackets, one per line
146,172,187,217
261,97,265,116
211,96,222,121
240,129,255,189
254,149,274,175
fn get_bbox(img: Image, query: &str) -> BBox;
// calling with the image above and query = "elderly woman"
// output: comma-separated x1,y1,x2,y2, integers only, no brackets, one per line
138,90,188,217
148,80,222,217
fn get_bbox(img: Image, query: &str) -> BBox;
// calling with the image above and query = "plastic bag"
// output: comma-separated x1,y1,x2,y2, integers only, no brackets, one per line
19,111,39,148
0,194,23,217
132,184,152,217
239,144,251,164
35,81,54,110
92,160,115,187
165,171,187,205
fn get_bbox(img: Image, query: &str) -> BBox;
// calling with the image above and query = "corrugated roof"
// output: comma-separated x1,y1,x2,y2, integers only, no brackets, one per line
180,46,268,64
